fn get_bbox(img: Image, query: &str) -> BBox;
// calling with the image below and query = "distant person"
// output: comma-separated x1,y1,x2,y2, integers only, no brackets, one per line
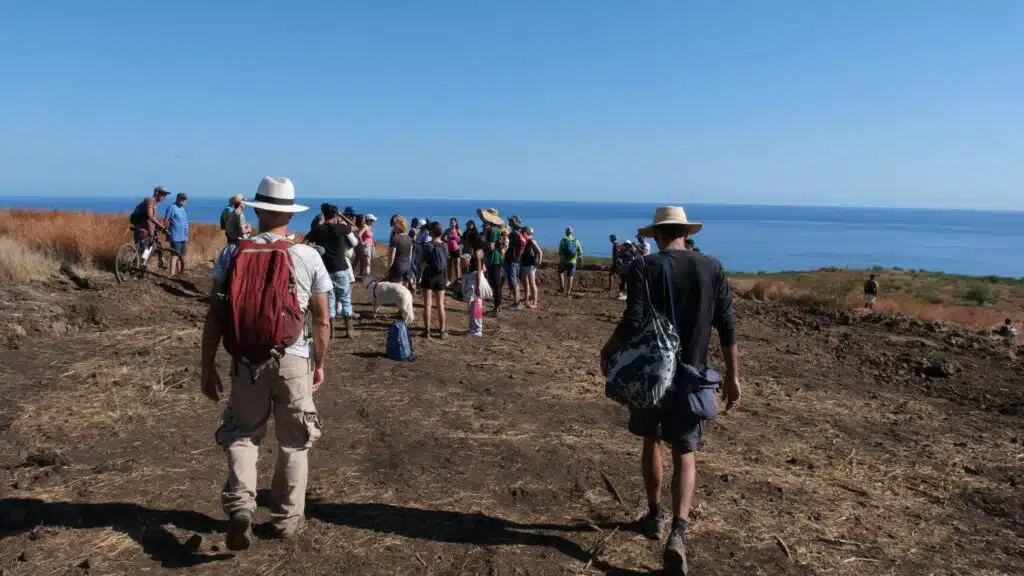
505,216,526,310
307,203,331,238
225,195,251,245
387,216,416,292
685,238,700,253
478,208,506,318
200,176,331,550
163,193,190,266
444,218,463,286
636,233,651,256
356,214,376,279
420,221,449,339
1000,318,1018,343
615,241,639,301
600,206,740,576
220,195,242,240
558,227,583,297
519,227,543,309
306,204,360,338
608,234,621,293
129,186,170,258
864,274,879,309
461,232,492,337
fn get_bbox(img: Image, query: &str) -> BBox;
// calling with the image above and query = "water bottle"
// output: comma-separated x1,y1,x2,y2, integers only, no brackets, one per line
470,297,483,322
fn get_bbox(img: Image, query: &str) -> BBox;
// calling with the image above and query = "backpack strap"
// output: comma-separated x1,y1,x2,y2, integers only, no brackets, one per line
662,257,678,328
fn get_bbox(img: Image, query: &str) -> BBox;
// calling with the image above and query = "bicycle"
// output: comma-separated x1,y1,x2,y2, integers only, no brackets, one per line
114,227,184,283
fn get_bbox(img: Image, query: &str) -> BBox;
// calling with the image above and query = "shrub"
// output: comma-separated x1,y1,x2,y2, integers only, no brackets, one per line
0,236,58,283
964,283,994,305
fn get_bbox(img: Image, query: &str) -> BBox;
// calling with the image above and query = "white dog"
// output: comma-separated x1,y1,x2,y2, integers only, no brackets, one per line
363,275,415,324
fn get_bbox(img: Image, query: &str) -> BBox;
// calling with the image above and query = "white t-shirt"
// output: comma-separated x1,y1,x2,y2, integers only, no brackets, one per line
212,232,332,358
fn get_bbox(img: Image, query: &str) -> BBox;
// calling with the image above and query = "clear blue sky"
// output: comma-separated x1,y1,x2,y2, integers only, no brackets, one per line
1,1,1022,209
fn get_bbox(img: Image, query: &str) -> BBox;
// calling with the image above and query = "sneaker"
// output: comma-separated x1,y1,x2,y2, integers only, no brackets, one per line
617,293,627,301
640,507,665,541
268,520,303,541
663,530,688,575
509,303,524,311
225,510,253,551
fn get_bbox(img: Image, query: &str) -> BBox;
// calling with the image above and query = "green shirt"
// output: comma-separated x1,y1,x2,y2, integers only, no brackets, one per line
487,225,503,266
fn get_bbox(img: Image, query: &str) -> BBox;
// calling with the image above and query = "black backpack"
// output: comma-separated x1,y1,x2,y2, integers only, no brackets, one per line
426,243,448,273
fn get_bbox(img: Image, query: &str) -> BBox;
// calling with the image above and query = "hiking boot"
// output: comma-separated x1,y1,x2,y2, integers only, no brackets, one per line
509,303,524,311
640,507,665,541
663,530,688,575
344,316,357,339
225,510,253,551
268,519,303,541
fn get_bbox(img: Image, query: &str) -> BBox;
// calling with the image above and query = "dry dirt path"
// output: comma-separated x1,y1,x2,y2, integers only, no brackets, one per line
0,268,1021,575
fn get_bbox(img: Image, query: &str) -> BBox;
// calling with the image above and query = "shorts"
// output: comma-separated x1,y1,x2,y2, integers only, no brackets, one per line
628,406,705,453
419,271,445,292
505,262,520,289
559,262,577,278
170,241,188,260
449,249,461,262
865,295,877,305
521,265,536,278
388,261,415,283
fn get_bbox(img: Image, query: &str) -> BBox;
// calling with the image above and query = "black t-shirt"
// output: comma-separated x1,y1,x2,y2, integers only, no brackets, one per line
864,280,878,295
521,239,539,267
505,229,524,263
615,249,736,369
390,233,413,263
308,222,353,273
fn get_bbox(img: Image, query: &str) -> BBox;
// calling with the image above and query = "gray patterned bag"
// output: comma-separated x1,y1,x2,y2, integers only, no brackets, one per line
605,257,680,408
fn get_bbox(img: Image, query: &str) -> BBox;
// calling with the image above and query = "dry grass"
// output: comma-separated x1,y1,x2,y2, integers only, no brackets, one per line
0,209,225,272
0,236,60,283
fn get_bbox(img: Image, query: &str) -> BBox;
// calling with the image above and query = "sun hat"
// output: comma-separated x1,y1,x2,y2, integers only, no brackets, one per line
365,213,378,222
229,194,244,206
637,206,703,238
476,208,505,226
343,206,356,217
154,186,169,196
243,177,308,213
508,215,523,228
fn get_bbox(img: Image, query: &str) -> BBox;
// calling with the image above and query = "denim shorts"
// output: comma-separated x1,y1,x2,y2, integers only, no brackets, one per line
521,265,537,277
505,262,520,289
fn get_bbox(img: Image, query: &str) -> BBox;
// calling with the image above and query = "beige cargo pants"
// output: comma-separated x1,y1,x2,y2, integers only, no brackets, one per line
216,354,322,531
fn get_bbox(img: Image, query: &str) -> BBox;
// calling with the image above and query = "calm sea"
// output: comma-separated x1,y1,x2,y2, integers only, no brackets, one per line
1,196,1021,277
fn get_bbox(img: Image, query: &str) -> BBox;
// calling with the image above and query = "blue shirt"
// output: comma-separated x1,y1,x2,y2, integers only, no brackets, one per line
164,204,189,242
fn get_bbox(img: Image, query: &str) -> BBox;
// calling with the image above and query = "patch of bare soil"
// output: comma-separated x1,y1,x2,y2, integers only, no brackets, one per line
0,263,1021,575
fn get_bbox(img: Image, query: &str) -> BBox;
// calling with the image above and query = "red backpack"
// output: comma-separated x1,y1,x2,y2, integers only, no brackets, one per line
220,239,305,363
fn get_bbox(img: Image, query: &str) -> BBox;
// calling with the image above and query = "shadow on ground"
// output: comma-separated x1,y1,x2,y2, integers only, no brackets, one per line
0,498,232,568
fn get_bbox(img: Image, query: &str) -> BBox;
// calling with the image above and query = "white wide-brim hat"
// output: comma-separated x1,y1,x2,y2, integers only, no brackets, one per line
243,176,309,213
637,206,703,238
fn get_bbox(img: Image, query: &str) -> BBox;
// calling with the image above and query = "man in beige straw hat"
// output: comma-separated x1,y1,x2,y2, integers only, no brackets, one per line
600,205,741,575
477,208,506,317
200,176,333,550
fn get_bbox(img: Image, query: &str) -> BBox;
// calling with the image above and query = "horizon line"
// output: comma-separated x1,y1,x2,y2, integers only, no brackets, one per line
1,194,1022,214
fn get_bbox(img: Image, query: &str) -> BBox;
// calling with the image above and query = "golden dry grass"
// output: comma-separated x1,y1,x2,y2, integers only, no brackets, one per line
0,209,225,272
0,236,60,283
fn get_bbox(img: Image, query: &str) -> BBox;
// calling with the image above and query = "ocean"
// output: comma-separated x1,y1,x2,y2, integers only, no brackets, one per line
1,196,1021,278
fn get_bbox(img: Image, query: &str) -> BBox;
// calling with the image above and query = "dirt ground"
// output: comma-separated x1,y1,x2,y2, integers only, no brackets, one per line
0,261,1021,576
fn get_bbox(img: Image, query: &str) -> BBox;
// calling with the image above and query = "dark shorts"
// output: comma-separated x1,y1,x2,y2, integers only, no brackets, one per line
505,262,520,289
449,249,461,262
628,406,705,453
419,272,445,292
559,262,577,278
170,241,188,259
388,261,415,283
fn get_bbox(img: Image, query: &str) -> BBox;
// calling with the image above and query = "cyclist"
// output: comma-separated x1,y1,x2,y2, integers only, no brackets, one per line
129,186,170,260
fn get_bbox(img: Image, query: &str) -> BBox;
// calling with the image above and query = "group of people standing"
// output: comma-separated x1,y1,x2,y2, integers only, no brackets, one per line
383,208,546,337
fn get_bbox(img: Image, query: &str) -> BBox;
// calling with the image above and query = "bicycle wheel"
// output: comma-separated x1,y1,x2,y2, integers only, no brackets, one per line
114,243,138,283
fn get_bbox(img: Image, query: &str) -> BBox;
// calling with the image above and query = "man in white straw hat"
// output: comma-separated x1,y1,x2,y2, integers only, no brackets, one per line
200,176,333,550
600,205,741,576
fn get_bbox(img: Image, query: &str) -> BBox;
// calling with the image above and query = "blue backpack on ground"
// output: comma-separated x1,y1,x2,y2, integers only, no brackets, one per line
386,321,414,361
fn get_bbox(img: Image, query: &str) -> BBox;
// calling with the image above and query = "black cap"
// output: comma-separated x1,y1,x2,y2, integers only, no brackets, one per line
343,206,356,216
176,192,188,201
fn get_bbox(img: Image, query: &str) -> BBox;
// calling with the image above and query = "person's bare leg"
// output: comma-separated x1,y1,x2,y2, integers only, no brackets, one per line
438,291,447,333
642,437,663,507
671,448,696,522
423,290,432,335
532,275,540,307
559,272,565,294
